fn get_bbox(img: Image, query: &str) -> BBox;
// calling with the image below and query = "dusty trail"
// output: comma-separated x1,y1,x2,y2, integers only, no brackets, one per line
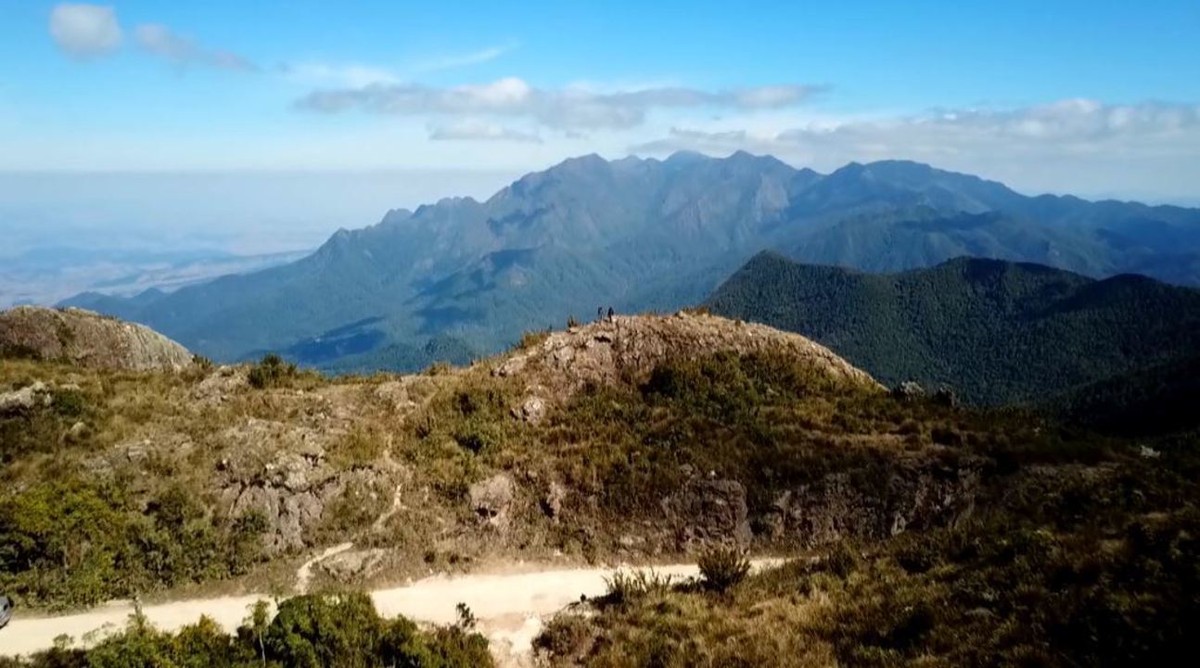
0,559,784,666
294,542,354,594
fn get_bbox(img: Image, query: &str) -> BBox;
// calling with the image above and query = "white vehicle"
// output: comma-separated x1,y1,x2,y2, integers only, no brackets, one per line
0,596,11,629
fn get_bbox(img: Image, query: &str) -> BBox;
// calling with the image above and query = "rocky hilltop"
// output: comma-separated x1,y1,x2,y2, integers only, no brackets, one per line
0,305,193,371
496,311,882,401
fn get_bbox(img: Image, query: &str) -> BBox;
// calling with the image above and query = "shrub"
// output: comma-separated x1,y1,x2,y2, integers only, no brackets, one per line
602,569,675,606
518,329,551,350
13,592,493,667
534,614,594,659
247,353,297,389
698,545,751,593
824,542,860,579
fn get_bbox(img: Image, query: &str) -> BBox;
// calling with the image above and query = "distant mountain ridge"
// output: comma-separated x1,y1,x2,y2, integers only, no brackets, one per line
704,252,1200,405
63,152,1200,369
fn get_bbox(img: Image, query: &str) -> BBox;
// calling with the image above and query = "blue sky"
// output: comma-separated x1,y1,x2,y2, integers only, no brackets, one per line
0,1,1198,254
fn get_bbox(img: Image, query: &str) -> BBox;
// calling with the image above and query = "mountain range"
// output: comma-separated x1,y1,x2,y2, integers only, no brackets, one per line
64,152,1200,370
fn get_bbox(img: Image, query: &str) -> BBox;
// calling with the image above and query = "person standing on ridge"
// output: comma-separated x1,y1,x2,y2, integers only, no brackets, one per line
607,306,615,322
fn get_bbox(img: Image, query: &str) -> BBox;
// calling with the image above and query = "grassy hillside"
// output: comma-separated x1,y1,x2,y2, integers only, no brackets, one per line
705,252,1200,405
0,312,1083,610
2,312,1197,664
536,457,1199,667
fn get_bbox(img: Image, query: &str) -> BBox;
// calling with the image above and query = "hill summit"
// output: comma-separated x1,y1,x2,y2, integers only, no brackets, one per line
494,311,880,398
0,305,193,371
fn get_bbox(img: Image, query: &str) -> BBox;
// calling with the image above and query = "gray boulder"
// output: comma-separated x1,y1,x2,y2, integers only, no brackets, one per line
469,473,516,527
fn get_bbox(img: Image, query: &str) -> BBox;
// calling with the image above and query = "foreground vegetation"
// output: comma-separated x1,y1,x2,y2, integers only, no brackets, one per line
0,592,492,668
4,311,1198,664
537,446,1200,666
0,361,274,608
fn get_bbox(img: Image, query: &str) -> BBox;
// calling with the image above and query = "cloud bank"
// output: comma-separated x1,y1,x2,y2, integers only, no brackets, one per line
632,100,1200,161
49,3,122,58
296,78,826,130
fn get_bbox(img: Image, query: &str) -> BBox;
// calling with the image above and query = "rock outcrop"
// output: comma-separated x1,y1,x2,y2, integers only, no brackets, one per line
0,306,193,371
663,477,753,548
318,548,386,581
214,419,391,554
763,458,982,545
469,473,517,528
494,312,881,399
0,381,52,415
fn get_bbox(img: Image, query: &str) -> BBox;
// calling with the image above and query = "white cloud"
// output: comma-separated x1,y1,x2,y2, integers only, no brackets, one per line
296,78,825,130
49,3,122,59
428,120,542,143
134,23,256,71
279,43,515,89
281,62,401,88
411,43,517,73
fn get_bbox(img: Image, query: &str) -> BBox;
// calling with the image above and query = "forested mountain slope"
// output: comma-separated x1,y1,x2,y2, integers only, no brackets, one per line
705,252,1200,404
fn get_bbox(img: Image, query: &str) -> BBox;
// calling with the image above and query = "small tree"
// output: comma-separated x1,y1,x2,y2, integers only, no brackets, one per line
455,602,477,630
698,545,750,593
248,353,296,389
243,599,271,665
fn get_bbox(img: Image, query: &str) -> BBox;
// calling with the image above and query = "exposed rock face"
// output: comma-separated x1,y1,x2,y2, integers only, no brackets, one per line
469,473,516,528
0,381,52,415
893,381,926,401
763,460,982,545
494,312,881,399
541,481,567,522
650,457,982,551
513,395,547,424
191,366,247,405
222,466,387,555
0,306,193,371
214,420,388,554
663,478,753,548
319,548,386,581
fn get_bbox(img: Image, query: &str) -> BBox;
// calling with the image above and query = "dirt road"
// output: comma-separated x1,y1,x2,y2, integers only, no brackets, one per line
0,560,784,666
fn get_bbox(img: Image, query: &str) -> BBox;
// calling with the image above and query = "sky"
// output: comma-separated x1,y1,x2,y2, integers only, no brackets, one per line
1,1,1199,253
